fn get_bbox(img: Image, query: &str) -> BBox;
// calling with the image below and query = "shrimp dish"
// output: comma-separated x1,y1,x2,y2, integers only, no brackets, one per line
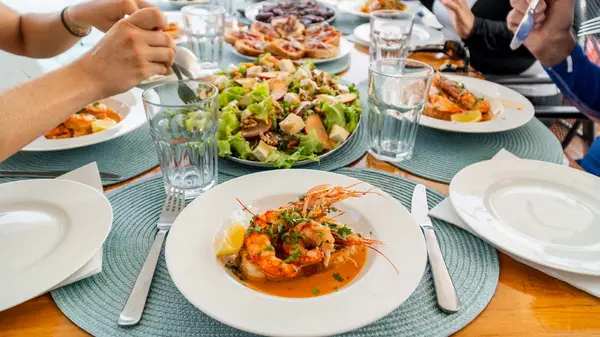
44,102,122,139
424,73,494,123
219,184,397,298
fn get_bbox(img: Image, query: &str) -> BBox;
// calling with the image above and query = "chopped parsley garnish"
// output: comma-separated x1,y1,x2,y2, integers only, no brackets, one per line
268,224,275,237
336,226,353,240
224,261,247,281
281,209,312,225
317,231,323,237
311,286,320,295
263,246,275,252
333,273,344,282
284,248,303,263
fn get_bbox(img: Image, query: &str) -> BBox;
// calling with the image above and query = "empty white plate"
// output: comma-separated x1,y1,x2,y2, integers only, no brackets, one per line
166,169,427,336
0,179,112,311
353,23,445,47
450,159,600,275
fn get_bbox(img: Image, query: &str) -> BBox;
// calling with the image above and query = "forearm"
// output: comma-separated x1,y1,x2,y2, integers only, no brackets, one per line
545,44,600,120
0,61,102,161
16,10,84,58
464,17,514,52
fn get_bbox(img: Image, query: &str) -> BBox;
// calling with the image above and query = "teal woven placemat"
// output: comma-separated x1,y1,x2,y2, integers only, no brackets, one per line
0,125,157,186
219,123,367,176
391,118,564,183
51,168,499,337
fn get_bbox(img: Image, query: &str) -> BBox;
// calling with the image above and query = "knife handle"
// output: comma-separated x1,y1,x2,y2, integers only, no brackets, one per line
422,226,460,313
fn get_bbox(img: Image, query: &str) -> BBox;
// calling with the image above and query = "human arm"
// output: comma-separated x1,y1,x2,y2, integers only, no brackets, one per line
0,0,154,59
506,0,600,118
0,8,175,162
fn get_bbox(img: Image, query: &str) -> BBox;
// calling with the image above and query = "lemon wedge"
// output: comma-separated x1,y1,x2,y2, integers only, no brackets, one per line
451,110,482,123
91,118,117,133
215,223,246,257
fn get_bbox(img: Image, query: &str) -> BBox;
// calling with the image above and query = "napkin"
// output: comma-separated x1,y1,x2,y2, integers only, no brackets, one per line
50,163,104,290
429,149,600,298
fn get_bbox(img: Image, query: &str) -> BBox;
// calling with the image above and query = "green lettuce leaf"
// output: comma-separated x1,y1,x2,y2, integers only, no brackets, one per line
250,81,270,103
218,140,232,157
345,103,362,133
265,149,319,169
228,132,253,160
247,100,273,123
323,102,347,131
218,87,248,107
217,104,240,139
301,60,316,71
298,129,324,155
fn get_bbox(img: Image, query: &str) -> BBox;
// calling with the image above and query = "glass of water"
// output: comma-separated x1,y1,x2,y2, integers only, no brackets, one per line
182,5,226,69
370,10,415,62
210,0,236,22
143,81,219,199
368,58,434,162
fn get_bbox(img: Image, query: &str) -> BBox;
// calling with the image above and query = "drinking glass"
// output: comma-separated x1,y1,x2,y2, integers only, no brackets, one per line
143,81,219,199
368,58,434,162
370,10,415,62
182,5,226,69
210,0,235,22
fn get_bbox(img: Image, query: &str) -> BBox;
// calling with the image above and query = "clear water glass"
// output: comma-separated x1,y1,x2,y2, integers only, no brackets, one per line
143,81,219,199
368,58,434,162
182,5,226,69
370,10,415,62
210,0,235,22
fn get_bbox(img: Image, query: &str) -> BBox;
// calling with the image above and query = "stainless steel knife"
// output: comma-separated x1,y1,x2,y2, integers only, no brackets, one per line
0,170,122,180
509,0,540,50
411,184,460,313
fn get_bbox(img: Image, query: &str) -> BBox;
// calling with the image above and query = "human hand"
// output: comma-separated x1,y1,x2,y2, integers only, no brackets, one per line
439,0,476,39
73,8,175,98
67,0,156,33
507,0,576,66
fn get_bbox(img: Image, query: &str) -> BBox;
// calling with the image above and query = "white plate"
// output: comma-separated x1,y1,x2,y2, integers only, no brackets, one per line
419,75,534,133
230,37,353,64
0,179,112,311
450,159,600,276
337,0,421,18
166,170,427,337
153,0,209,8
353,22,445,47
22,88,147,151
244,1,338,25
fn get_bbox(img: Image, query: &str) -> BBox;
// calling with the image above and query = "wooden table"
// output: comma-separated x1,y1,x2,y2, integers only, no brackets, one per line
2,41,599,337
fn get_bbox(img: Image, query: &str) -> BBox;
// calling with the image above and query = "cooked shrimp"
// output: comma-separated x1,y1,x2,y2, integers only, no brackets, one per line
282,221,335,267
63,113,96,137
292,184,381,219
44,125,73,139
433,73,489,111
244,230,300,281
428,94,463,114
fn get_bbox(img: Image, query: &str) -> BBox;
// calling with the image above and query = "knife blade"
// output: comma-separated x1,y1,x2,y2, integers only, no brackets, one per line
509,0,540,50
0,170,122,180
411,184,460,314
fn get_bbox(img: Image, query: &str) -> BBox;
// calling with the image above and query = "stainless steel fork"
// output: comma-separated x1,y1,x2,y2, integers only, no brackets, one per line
118,187,185,327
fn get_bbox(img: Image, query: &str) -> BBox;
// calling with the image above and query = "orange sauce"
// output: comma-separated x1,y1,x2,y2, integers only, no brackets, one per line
243,246,367,298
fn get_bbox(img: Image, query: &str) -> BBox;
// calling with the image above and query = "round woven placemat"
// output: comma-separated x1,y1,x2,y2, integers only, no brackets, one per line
51,168,498,337
0,125,157,186
389,118,565,183
219,123,367,176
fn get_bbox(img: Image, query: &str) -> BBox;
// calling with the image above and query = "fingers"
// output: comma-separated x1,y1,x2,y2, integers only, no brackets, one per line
127,7,166,30
143,31,176,48
510,0,547,15
134,0,156,9
439,0,461,12
145,47,176,65
121,0,140,16
146,62,171,77
506,9,524,32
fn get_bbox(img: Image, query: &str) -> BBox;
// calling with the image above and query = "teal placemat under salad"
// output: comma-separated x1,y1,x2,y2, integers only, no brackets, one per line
390,118,565,184
51,168,499,337
0,125,157,186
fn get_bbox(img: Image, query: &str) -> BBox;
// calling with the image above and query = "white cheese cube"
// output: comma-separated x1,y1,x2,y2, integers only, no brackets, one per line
293,67,311,81
279,114,306,135
278,59,296,73
314,94,338,105
329,124,350,144
283,93,301,104
252,141,276,162
246,66,263,77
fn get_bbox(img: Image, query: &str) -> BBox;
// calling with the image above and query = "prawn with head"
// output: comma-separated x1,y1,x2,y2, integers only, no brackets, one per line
234,182,398,281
